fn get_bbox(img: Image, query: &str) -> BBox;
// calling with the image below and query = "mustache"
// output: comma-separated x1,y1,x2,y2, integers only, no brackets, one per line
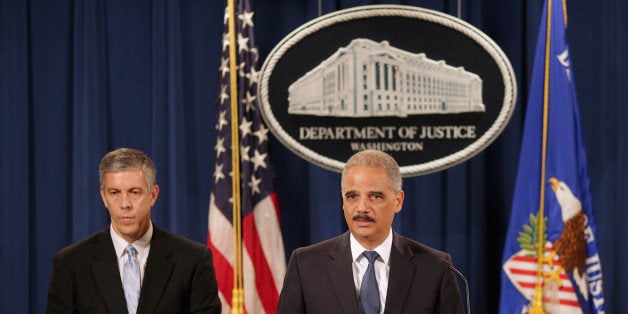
352,214,375,222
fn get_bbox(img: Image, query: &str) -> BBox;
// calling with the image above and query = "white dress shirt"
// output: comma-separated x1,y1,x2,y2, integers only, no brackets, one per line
350,228,393,314
110,222,153,285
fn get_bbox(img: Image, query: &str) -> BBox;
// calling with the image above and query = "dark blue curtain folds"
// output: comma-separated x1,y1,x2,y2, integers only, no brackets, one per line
1,0,626,313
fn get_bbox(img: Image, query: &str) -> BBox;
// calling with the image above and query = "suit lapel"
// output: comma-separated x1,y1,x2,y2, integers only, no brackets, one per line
384,233,416,313
90,228,128,313
326,232,359,314
137,226,174,313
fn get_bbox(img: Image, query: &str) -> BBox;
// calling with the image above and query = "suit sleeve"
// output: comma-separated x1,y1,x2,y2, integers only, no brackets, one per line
276,250,306,314
436,254,465,314
189,247,222,314
46,253,76,313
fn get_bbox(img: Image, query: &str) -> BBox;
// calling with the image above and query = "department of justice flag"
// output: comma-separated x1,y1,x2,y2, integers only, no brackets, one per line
206,1,286,313
499,0,605,313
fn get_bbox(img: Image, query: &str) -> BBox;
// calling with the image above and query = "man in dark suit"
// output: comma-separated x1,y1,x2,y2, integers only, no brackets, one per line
277,150,464,314
46,148,221,313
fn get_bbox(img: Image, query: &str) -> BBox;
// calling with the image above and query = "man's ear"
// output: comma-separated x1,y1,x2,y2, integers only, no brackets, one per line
99,187,107,206
150,184,160,204
394,191,405,213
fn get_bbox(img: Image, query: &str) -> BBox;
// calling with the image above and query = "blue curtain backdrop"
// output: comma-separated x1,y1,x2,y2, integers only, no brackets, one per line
0,0,625,312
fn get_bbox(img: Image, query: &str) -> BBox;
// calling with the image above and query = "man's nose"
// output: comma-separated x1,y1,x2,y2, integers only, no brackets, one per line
357,198,370,213
120,193,132,209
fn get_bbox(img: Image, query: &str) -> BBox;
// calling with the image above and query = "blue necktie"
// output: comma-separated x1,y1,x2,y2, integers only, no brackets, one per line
123,245,141,314
359,250,380,314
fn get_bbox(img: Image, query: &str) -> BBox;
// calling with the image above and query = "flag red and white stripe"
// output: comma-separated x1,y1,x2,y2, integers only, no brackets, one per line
207,1,285,313
503,244,581,312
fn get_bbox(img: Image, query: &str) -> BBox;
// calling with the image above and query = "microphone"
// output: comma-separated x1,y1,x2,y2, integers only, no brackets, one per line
438,258,470,314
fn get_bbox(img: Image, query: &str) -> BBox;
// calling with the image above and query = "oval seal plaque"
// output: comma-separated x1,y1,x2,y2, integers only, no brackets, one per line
259,5,516,177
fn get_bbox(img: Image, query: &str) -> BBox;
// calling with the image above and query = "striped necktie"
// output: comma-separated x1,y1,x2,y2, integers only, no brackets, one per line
123,245,141,314
359,250,380,314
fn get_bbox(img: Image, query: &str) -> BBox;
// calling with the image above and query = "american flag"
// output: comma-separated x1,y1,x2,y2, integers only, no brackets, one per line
207,1,286,313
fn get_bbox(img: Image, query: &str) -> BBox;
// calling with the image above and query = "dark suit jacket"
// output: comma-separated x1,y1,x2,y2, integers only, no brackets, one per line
46,224,221,313
277,231,464,314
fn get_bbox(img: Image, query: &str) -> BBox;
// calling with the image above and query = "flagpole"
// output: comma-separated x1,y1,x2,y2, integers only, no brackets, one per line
227,0,244,313
530,0,553,312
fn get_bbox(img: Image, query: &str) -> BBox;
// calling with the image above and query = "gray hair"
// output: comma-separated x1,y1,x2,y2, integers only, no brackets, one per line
99,148,156,190
341,149,402,193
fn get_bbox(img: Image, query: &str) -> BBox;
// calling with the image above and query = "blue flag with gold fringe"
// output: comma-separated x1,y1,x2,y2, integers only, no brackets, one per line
499,0,605,313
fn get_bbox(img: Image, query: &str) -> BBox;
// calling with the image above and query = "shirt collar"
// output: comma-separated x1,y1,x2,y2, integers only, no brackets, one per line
350,228,393,265
110,222,153,258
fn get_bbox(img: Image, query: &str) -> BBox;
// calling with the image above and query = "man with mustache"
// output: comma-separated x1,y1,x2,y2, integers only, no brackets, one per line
277,149,464,314
46,148,221,313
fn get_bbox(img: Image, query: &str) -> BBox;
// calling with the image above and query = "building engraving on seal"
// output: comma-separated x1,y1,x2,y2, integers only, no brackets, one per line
287,38,485,117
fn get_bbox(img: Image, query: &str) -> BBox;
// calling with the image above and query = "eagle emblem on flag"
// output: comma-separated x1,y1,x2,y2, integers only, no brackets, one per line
503,178,588,313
